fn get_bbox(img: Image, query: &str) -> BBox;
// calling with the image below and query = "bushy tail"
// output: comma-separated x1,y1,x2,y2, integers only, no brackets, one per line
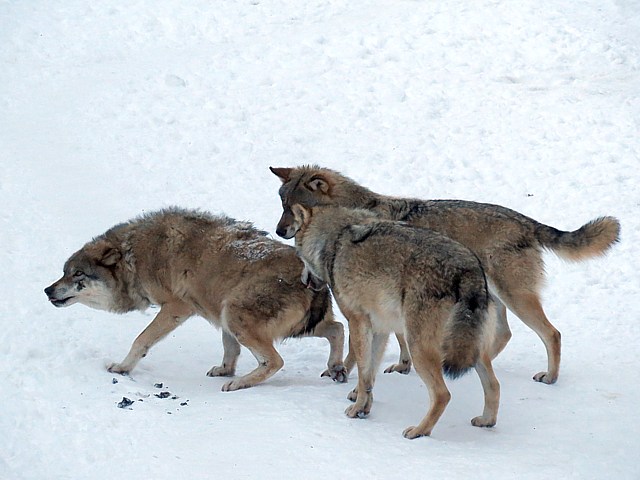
442,357,475,380
534,216,620,262
441,284,489,380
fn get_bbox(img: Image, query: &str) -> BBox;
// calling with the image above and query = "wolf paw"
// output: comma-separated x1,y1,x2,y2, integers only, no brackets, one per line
383,362,411,375
345,404,369,419
321,365,348,383
402,426,430,439
206,365,235,377
221,379,251,392
471,416,496,428
107,362,131,375
533,371,557,384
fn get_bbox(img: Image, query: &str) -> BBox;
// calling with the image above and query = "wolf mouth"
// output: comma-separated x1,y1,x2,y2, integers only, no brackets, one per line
51,297,74,307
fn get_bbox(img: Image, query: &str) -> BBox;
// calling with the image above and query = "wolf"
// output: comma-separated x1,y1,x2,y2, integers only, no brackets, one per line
271,165,620,385
288,204,501,438
44,207,346,390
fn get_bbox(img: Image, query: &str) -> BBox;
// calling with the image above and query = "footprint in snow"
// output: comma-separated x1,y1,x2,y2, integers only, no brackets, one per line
165,74,186,87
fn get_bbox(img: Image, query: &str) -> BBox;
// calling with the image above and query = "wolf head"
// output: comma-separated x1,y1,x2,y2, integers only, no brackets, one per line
270,166,373,239
44,239,123,312
285,203,379,291
270,166,330,239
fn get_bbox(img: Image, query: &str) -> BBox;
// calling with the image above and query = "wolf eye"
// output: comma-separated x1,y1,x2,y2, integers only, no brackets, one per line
73,271,85,278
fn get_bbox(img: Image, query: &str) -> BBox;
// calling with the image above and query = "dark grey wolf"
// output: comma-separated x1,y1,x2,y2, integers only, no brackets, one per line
44,208,346,390
271,165,620,384
289,204,501,438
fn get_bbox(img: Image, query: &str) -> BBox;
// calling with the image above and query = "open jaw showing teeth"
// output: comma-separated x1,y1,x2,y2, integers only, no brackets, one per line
51,297,73,307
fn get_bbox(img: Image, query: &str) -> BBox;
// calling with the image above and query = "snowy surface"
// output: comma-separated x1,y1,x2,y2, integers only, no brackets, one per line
2,1,639,478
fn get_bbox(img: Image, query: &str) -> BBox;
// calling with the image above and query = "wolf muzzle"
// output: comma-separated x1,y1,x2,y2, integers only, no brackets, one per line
44,284,73,307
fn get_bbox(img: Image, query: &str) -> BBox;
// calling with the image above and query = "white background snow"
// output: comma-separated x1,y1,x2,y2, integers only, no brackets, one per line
2,1,639,478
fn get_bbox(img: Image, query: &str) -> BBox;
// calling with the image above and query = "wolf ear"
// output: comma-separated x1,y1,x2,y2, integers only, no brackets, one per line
306,175,330,194
100,247,121,266
269,167,292,183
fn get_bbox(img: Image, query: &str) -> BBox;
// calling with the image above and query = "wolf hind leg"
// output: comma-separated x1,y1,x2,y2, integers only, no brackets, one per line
471,351,500,427
402,306,451,439
220,334,284,391
489,249,560,384
207,330,241,377
500,288,560,384
402,344,451,439
314,311,348,383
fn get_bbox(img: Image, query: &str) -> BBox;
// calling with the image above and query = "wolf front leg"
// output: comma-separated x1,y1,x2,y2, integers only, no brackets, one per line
107,302,192,374
338,305,384,419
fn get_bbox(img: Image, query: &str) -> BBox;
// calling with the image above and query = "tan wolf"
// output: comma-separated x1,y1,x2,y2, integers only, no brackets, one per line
289,204,501,438
271,166,620,384
44,208,346,390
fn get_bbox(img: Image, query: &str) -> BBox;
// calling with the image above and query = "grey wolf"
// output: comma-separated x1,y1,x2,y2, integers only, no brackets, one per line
271,165,620,384
44,208,346,390
289,204,501,438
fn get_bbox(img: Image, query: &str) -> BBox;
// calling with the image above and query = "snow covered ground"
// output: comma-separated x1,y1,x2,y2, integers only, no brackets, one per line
2,0,639,478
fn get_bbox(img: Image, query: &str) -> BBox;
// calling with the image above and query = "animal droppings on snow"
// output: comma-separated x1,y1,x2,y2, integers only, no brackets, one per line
116,397,134,409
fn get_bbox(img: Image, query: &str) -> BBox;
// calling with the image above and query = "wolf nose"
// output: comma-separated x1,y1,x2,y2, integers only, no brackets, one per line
44,285,54,297
275,226,287,238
